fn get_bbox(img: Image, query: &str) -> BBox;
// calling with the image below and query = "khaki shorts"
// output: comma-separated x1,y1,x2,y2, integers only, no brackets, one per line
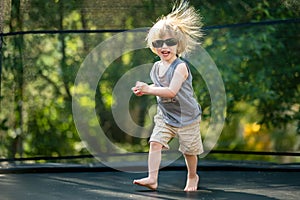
150,112,204,155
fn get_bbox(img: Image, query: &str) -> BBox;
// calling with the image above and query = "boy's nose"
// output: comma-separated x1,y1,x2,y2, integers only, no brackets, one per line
162,42,168,48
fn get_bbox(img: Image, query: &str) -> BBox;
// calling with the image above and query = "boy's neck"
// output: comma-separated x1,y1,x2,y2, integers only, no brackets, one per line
161,56,177,66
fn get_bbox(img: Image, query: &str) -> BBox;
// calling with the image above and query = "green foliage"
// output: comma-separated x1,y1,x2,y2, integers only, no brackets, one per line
0,0,299,163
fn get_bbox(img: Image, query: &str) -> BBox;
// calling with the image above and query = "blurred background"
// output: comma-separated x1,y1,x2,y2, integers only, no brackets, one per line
0,0,299,165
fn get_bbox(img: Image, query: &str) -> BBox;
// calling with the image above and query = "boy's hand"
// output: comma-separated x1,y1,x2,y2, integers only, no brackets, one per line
132,81,148,96
132,86,144,96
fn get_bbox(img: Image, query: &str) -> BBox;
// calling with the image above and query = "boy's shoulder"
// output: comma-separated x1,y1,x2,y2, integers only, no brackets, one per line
152,60,161,69
173,58,188,68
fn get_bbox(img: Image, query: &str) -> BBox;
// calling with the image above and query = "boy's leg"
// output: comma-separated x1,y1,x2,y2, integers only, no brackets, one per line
178,117,202,191
183,154,199,191
133,141,163,190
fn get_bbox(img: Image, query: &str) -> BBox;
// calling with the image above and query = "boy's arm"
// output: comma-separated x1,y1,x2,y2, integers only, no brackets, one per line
136,63,188,98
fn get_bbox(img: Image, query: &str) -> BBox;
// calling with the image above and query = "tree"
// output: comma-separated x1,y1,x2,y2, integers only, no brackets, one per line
0,0,299,161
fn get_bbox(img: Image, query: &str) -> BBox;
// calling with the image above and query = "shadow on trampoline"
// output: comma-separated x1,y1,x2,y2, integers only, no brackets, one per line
144,188,279,200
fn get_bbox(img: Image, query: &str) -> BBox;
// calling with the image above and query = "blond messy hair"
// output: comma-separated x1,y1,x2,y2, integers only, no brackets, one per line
146,0,203,57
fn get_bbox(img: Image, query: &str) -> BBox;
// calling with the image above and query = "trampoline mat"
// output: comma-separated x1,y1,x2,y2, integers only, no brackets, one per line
1,169,300,200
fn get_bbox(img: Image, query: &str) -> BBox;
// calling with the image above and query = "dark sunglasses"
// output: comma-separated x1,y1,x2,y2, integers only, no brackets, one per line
152,38,178,48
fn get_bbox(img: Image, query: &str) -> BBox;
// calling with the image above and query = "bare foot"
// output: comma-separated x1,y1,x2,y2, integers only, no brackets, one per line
133,177,158,190
184,175,199,192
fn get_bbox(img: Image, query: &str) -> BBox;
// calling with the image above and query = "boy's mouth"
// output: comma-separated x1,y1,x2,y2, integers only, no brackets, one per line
161,50,171,57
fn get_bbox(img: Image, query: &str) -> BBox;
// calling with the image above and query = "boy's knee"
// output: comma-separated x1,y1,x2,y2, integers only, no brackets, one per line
183,154,197,159
150,141,163,150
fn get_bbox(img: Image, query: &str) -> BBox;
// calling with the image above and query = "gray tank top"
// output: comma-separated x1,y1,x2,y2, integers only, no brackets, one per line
150,58,201,127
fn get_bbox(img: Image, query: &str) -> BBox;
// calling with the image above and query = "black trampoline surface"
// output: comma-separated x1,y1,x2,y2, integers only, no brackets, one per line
1,161,300,200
